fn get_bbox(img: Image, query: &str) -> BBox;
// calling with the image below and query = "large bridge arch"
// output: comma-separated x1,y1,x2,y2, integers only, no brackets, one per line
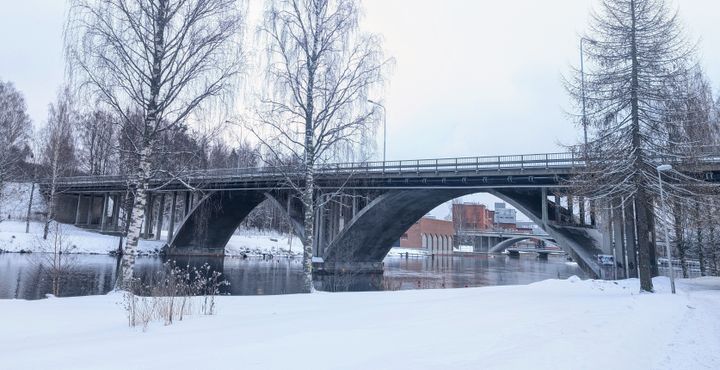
323,189,474,263
324,187,604,277
165,190,303,256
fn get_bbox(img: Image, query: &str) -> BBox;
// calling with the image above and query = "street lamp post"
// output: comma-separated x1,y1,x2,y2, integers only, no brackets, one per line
580,38,596,157
368,99,387,163
657,164,676,294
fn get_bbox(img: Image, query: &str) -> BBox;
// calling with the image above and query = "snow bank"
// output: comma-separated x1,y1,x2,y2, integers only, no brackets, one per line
0,277,717,370
386,247,428,257
0,220,297,257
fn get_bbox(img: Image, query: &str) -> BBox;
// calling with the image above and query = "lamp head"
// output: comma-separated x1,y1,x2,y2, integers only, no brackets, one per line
656,164,672,172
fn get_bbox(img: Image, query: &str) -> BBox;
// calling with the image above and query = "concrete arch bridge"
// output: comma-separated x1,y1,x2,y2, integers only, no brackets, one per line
50,151,720,278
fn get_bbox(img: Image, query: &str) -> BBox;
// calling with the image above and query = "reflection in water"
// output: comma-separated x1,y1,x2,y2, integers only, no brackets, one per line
0,253,584,300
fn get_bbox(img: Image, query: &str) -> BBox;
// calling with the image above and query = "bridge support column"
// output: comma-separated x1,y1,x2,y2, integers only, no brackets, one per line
168,192,177,241
112,194,121,231
100,193,109,231
600,201,613,255
567,195,574,224
624,197,637,277
144,193,154,238
579,196,586,226
554,194,561,223
184,191,191,217
541,187,548,226
352,191,357,217
589,200,596,226
155,193,166,240
74,194,82,225
86,195,94,226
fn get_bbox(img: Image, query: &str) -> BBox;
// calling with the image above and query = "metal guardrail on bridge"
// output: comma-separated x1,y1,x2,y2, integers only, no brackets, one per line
55,152,585,186
53,149,720,186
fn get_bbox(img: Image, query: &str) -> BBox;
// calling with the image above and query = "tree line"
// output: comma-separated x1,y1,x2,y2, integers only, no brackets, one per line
1,0,387,291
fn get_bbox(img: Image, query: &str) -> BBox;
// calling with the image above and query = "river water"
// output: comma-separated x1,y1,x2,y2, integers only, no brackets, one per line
0,253,584,300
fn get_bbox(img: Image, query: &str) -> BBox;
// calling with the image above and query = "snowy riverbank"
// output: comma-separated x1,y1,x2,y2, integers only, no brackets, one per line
0,220,299,257
0,276,718,370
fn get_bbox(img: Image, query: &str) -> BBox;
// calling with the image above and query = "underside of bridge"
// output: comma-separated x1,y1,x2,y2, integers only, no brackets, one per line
160,186,606,278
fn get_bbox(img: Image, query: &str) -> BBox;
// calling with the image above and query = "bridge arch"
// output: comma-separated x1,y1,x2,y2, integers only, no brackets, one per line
324,188,604,277
165,190,302,256
487,235,556,253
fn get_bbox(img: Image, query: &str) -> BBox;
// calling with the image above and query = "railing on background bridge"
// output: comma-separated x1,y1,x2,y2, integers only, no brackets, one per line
455,228,551,237
55,152,587,186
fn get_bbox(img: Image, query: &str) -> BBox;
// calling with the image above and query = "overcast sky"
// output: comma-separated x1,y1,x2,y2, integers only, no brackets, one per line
1,0,719,217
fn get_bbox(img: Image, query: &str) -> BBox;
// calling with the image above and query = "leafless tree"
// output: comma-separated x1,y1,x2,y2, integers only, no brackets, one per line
33,222,78,296
564,0,719,291
250,0,387,292
39,87,79,240
66,0,245,287
0,80,32,208
658,67,720,278
76,109,118,175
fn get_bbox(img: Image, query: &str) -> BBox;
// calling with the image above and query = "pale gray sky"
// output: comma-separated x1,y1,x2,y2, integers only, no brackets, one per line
1,0,718,217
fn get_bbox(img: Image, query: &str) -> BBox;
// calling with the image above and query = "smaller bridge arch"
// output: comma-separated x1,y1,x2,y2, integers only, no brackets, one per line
487,235,556,253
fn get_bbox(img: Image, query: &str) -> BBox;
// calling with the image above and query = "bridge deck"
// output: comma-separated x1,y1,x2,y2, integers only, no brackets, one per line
51,151,720,193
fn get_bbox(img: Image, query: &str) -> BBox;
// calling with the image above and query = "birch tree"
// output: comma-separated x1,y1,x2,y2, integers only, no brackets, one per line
565,0,710,291
252,0,386,292
66,0,245,287
40,87,79,239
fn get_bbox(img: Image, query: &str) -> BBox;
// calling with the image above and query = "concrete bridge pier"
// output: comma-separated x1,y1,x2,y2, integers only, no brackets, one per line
167,192,178,241
155,193,166,241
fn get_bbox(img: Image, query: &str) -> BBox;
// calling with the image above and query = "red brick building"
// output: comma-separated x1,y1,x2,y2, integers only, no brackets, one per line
399,217,454,255
452,203,494,231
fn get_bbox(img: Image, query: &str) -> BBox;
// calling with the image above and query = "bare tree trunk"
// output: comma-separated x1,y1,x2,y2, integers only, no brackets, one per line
25,182,34,233
119,145,152,288
630,0,653,292
674,204,688,278
635,190,654,291
302,168,315,292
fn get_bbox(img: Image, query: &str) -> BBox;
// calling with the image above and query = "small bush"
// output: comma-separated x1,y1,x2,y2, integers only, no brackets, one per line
122,262,229,330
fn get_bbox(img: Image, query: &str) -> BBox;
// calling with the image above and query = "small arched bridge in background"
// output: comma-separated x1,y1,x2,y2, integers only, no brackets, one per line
454,229,557,253
50,151,720,279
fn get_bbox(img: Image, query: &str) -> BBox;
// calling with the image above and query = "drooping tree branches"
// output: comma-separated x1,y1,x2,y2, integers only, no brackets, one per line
66,0,245,286
250,0,388,292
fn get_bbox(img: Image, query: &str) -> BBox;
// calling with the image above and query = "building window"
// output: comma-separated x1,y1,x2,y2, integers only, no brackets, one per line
401,233,408,239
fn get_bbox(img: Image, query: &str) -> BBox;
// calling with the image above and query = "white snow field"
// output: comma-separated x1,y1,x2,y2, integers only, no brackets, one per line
0,277,718,370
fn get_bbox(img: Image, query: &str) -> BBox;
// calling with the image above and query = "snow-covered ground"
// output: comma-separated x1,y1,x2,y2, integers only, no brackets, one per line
386,246,428,257
0,276,718,370
0,220,298,257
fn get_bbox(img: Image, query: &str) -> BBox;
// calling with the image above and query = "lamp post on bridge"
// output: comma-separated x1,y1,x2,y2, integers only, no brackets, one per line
580,37,597,157
368,99,387,164
657,164,676,294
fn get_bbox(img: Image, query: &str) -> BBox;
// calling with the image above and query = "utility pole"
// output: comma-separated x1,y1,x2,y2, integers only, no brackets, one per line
368,100,387,163
580,37,596,157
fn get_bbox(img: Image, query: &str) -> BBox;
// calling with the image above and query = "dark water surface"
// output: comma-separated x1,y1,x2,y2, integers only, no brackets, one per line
0,253,584,300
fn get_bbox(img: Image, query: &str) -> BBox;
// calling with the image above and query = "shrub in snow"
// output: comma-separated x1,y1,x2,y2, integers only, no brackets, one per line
123,261,229,330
